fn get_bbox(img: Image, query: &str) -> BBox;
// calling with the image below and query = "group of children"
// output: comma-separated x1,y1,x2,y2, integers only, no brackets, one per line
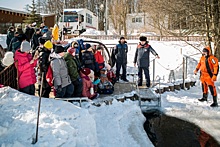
14,38,116,99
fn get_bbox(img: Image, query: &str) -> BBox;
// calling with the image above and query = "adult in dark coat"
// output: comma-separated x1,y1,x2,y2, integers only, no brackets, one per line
6,26,15,50
134,36,160,87
24,25,35,42
31,28,42,51
9,33,27,53
38,40,53,98
114,37,128,82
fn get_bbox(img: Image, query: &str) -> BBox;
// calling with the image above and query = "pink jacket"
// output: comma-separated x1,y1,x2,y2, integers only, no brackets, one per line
80,72,95,99
14,50,37,89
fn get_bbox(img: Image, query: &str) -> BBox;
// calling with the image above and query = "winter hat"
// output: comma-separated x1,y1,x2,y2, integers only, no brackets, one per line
35,28,40,32
9,26,14,30
85,44,91,50
42,26,48,33
38,37,46,45
54,45,65,54
81,68,91,76
139,36,147,41
20,41,31,52
97,45,103,50
71,41,79,48
68,48,76,55
2,52,14,67
120,36,125,40
44,40,53,50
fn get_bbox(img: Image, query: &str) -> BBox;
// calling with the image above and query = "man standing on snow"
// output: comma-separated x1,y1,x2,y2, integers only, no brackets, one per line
194,46,218,107
134,36,160,87
114,36,129,82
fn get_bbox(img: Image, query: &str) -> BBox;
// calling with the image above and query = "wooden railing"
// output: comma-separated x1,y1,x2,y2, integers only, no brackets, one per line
0,62,18,89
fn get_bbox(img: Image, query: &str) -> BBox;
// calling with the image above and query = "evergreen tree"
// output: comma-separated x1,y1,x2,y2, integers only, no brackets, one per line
24,0,42,26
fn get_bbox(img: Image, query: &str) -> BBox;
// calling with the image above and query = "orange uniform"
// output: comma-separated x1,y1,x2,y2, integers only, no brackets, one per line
194,46,219,107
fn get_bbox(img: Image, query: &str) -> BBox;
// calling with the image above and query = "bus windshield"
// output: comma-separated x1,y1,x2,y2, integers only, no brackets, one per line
60,15,78,22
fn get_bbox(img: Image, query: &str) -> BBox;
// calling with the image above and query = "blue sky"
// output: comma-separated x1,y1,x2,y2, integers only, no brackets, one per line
0,0,32,11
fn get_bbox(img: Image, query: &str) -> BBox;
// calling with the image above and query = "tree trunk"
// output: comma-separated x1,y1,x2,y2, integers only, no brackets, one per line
212,0,220,60
205,0,212,50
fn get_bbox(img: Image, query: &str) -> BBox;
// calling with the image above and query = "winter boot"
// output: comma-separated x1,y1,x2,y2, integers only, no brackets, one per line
198,93,208,102
210,96,218,107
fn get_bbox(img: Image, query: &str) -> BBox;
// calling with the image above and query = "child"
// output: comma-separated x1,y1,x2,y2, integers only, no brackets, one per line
98,68,114,94
14,41,38,95
80,68,99,99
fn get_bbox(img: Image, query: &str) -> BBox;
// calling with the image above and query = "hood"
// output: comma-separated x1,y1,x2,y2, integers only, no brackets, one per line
15,50,29,57
204,46,211,55
50,51,62,59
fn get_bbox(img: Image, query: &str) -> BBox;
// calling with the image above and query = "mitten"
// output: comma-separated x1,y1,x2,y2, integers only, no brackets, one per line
56,85,62,93
212,75,217,81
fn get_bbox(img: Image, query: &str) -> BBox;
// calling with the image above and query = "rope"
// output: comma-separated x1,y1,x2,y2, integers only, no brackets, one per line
156,61,183,71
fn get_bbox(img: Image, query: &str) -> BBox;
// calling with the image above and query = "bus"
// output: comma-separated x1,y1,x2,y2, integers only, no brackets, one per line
59,8,98,35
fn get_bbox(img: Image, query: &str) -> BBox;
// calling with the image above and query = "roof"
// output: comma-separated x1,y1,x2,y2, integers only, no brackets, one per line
0,6,29,15
63,8,84,13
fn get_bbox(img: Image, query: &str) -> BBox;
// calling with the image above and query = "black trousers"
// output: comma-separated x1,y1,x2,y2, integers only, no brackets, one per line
138,67,150,87
116,62,127,80
72,78,83,97
38,85,51,98
19,84,35,95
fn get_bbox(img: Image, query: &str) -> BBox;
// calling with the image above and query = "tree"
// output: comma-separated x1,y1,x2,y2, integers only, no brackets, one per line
24,0,42,26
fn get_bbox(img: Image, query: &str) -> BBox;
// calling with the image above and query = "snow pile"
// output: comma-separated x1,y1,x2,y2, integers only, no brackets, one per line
0,87,153,147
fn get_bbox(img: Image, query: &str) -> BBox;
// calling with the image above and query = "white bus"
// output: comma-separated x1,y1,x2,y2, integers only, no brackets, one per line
59,8,98,35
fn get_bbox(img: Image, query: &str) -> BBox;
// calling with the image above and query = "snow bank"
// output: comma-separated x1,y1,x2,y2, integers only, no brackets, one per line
0,87,153,147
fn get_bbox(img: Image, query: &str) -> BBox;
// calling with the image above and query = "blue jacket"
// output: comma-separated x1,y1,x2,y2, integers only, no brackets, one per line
115,41,128,64
134,43,158,68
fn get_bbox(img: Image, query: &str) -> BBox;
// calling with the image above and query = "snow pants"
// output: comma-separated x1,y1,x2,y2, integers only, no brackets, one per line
200,72,217,96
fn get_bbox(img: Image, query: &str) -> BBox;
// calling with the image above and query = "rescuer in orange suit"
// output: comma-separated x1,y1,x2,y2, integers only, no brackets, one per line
194,46,218,107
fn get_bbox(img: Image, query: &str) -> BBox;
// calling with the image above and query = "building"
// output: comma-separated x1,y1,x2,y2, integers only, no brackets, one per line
109,12,169,36
0,7,29,34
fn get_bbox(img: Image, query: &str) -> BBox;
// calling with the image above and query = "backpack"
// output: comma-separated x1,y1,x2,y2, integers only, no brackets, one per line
107,69,117,85
46,64,53,87
46,58,54,87
98,71,114,94
98,81,114,94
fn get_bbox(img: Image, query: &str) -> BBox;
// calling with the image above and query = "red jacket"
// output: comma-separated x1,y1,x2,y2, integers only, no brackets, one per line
80,72,95,99
14,50,37,89
94,51,104,69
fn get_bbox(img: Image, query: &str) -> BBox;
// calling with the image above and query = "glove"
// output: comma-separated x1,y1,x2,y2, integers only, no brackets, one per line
194,70,198,75
212,75,217,81
56,85,62,93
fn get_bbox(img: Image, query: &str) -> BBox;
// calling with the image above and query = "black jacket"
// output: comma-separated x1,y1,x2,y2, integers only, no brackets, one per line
114,41,128,64
134,43,158,68
31,33,42,51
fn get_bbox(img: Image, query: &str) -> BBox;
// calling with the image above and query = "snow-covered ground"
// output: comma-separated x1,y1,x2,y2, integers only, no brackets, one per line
0,34,220,146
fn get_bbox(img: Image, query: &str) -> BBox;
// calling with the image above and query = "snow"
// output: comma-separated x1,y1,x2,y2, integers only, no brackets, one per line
1,33,220,146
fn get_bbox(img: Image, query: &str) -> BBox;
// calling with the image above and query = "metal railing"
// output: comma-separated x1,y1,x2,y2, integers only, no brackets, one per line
80,35,206,42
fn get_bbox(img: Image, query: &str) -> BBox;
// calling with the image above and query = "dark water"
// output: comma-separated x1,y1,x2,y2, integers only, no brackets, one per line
143,110,220,147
